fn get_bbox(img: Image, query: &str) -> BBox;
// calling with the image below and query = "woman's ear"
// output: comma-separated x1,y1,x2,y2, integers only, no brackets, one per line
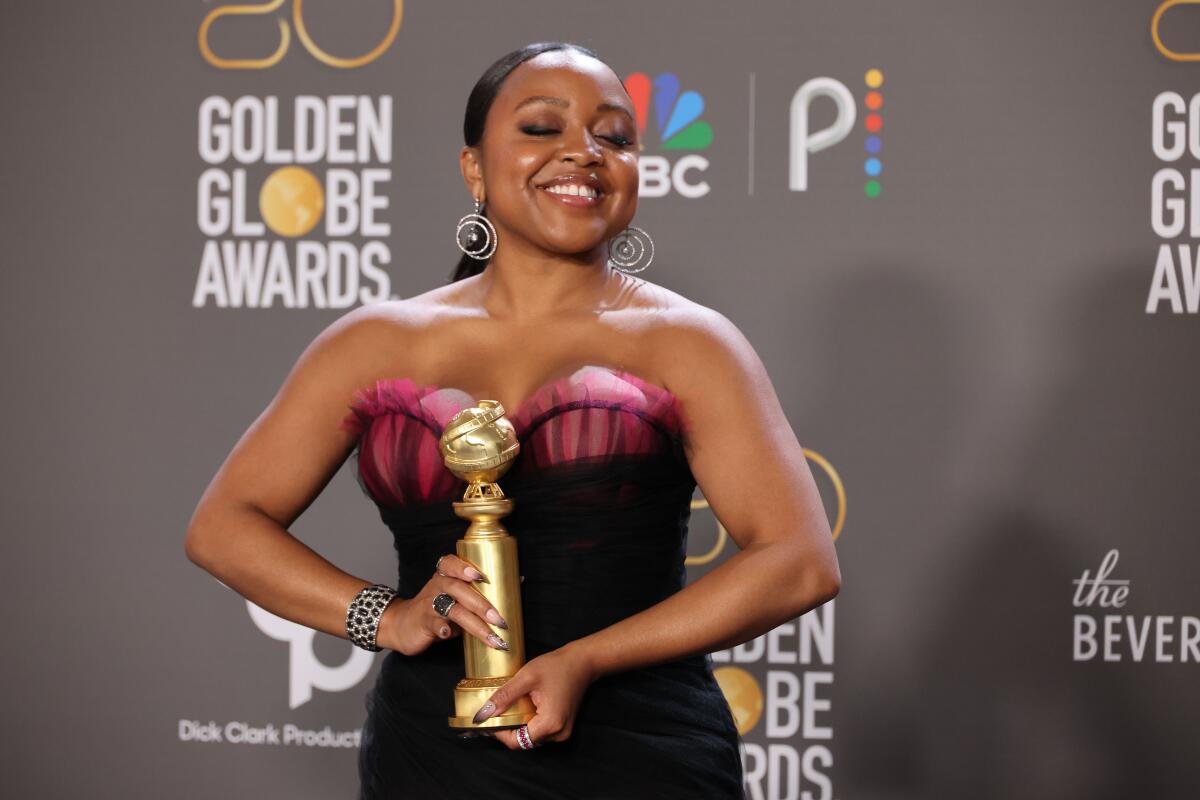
460,146,484,203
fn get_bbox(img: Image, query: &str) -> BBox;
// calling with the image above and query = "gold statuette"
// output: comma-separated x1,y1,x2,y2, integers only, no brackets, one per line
439,400,535,729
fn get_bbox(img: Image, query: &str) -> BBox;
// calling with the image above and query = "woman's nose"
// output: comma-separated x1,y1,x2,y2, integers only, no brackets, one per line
559,128,603,166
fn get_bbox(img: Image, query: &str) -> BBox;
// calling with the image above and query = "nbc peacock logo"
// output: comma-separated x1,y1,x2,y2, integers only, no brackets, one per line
623,71,712,199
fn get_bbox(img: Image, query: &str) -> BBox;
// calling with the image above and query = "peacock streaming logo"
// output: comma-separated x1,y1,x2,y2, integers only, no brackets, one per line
623,71,712,198
789,68,885,197
247,600,375,709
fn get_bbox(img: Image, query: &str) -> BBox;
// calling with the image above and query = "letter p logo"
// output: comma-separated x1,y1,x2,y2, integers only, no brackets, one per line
246,601,376,709
789,78,858,191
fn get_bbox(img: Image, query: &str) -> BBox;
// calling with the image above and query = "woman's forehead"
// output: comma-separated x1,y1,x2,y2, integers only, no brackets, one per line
494,51,627,109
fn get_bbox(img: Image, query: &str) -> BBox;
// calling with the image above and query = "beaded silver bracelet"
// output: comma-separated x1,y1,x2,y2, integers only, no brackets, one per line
346,584,398,652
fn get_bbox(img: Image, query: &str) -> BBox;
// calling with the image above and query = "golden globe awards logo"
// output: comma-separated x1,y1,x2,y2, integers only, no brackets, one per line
1147,2,1200,314
711,606,836,799
691,449,845,800
194,96,394,308
1147,91,1200,314
198,0,403,71
193,2,401,309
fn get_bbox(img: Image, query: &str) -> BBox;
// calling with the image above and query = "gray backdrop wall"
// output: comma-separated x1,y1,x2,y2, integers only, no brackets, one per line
3,1,1198,797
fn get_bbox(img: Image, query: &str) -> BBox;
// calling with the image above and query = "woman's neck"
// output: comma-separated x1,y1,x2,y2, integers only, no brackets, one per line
478,244,616,322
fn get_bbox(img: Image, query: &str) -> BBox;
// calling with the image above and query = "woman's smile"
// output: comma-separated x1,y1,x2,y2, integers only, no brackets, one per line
534,173,605,209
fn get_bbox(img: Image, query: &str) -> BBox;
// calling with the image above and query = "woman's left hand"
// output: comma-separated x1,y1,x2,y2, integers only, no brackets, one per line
472,644,597,750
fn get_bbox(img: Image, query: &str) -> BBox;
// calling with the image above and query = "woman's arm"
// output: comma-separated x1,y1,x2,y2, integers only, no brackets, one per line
565,304,841,678
184,305,407,645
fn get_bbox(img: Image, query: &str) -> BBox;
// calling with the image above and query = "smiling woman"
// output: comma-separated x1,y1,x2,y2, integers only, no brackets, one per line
449,42,642,282
185,39,838,800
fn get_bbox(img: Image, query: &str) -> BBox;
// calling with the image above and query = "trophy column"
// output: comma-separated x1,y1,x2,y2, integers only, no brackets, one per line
439,400,535,730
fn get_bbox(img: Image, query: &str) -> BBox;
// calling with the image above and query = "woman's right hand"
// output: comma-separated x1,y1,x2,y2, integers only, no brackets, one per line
377,554,510,657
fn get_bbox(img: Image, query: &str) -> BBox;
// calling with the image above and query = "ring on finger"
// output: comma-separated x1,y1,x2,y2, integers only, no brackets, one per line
516,724,537,750
435,554,450,576
432,592,456,618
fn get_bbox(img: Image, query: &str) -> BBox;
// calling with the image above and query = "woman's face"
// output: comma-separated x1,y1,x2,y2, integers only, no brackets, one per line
463,50,640,261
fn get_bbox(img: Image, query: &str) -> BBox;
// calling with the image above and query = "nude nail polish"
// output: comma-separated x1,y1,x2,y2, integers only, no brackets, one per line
486,633,509,650
473,700,495,724
465,566,485,581
485,608,508,629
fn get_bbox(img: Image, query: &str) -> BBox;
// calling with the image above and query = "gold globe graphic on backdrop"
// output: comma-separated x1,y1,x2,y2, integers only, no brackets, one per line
259,166,324,237
713,666,764,735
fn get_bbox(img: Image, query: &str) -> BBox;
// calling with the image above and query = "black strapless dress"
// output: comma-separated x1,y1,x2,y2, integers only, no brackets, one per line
342,366,746,799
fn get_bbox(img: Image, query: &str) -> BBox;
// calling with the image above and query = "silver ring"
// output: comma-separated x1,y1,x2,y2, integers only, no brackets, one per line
435,555,450,576
516,724,537,750
432,592,456,618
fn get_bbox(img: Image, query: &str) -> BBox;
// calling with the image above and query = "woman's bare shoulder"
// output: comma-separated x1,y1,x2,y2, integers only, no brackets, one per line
620,275,762,401
621,276,746,355
336,281,469,332
298,286,472,389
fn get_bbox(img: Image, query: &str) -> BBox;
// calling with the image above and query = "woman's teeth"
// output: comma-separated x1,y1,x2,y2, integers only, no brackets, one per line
542,184,599,198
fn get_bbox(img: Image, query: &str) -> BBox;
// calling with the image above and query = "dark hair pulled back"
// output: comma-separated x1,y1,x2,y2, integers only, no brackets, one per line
449,41,602,283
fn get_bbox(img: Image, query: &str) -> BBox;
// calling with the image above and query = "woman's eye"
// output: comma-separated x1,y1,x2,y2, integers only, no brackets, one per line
520,126,632,147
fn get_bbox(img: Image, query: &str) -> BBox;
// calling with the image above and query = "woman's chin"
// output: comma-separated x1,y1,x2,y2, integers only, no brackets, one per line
535,231,612,259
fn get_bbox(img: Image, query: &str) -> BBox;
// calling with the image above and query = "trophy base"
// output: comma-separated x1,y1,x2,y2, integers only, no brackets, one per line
447,709,534,730
446,678,535,729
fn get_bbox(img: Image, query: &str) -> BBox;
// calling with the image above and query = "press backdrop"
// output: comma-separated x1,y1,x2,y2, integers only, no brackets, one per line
3,1,1199,797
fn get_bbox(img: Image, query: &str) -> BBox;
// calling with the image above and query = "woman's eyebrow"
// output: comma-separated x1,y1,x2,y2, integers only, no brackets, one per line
514,95,634,121
597,102,635,122
515,95,568,110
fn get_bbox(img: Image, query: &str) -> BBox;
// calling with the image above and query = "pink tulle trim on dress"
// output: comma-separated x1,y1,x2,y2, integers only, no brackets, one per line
341,379,473,508
340,365,689,508
505,365,687,470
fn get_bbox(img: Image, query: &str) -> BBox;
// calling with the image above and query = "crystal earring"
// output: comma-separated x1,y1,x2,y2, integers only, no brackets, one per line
456,198,497,260
607,225,654,274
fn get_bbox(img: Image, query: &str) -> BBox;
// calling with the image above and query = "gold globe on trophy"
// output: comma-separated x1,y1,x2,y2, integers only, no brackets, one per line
439,400,535,730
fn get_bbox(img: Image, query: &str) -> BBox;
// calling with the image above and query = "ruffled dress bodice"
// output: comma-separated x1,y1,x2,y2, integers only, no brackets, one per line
342,365,745,799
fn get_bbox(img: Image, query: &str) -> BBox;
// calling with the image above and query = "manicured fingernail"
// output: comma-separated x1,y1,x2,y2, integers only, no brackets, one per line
485,608,508,629
473,700,496,724
439,626,450,638
464,566,485,581
487,633,509,650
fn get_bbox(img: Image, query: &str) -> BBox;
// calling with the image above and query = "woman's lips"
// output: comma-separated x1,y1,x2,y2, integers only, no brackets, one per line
536,186,603,208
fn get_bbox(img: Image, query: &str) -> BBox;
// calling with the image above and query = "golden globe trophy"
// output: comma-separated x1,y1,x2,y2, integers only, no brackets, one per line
439,400,536,730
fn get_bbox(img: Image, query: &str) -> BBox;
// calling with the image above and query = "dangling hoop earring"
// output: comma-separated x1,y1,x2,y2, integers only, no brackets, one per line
456,198,497,260
607,225,654,274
